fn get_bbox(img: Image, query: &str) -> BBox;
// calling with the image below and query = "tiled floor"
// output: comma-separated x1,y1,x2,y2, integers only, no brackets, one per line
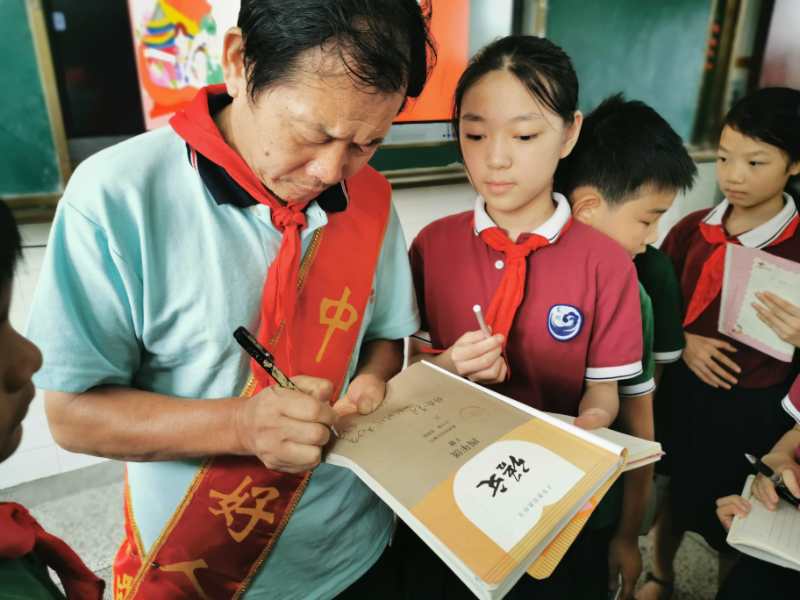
1,461,720,600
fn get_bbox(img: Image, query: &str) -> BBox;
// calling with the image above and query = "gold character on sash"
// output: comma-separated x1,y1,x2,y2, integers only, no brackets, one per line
161,559,211,600
115,573,133,600
209,476,280,543
316,286,358,363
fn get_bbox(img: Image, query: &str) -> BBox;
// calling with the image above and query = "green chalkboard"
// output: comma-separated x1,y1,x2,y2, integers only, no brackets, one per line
547,0,713,142
0,0,64,197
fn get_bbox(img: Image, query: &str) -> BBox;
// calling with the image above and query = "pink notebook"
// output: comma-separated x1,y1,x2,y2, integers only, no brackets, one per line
718,244,800,362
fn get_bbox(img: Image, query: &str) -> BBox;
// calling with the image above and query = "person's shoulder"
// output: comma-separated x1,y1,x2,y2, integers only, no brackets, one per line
414,210,474,246
60,128,187,224
670,208,712,237
636,244,675,276
563,220,634,267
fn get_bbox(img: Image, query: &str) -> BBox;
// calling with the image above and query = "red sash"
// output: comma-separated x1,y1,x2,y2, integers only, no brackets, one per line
113,166,391,599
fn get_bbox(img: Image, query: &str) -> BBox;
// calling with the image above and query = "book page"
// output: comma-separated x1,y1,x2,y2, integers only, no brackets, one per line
720,245,800,361
547,413,662,470
727,476,800,570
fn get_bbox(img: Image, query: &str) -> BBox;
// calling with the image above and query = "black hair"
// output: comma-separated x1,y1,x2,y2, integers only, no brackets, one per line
0,200,22,288
237,0,435,101
555,93,697,205
724,87,800,166
452,35,579,150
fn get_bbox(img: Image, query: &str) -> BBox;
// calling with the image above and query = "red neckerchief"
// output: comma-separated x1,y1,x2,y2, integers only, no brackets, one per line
479,220,570,342
0,502,104,599
683,214,799,326
170,84,309,380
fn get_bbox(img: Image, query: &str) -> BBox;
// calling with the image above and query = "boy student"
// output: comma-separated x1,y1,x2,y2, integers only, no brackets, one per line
0,200,104,599
555,94,696,599
24,1,434,598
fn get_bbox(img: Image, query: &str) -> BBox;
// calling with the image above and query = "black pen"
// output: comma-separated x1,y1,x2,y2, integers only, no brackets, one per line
234,326,338,437
744,453,800,508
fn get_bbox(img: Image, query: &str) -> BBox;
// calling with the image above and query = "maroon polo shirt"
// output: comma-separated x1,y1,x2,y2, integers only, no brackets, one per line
661,194,800,388
409,194,643,415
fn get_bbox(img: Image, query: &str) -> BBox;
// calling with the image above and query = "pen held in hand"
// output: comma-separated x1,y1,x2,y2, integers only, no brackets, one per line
472,304,492,338
234,326,338,438
744,453,800,507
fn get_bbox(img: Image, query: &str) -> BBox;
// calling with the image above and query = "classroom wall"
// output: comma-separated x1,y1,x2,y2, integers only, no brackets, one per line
0,161,719,490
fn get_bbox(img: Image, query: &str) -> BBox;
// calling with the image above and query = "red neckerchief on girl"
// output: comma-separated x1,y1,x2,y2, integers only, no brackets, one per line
683,210,799,326
0,502,104,599
170,84,309,380
478,226,556,342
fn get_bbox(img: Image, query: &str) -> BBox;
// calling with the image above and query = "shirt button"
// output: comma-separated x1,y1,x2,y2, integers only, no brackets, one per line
495,260,504,270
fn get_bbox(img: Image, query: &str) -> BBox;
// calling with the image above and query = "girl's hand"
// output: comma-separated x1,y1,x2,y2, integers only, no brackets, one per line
335,373,386,416
715,495,751,530
753,292,800,348
449,330,508,384
751,451,800,511
682,332,740,389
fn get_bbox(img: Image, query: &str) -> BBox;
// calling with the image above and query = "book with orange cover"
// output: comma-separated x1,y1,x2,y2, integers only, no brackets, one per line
325,361,638,599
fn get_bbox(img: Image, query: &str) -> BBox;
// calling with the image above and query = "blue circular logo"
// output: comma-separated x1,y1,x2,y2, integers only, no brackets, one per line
547,305,583,341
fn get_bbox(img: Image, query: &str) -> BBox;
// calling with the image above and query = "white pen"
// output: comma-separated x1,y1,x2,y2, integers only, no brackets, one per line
472,304,492,338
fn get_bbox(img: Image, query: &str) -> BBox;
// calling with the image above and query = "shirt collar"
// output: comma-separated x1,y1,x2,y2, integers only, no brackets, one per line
703,192,797,248
188,91,349,214
473,192,572,243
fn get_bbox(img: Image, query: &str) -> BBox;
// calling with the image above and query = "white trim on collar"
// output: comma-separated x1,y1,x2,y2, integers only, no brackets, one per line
473,193,572,243
703,193,798,248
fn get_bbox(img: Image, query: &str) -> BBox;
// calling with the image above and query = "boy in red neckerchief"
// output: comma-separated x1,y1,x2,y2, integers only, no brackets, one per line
0,199,103,599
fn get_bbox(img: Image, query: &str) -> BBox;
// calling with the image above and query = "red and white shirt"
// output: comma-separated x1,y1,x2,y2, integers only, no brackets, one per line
410,193,643,415
783,375,800,424
661,193,800,388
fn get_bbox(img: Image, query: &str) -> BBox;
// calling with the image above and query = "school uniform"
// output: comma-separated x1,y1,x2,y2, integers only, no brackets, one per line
660,194,799,552
406,193,643,599
783,375,800,423
410,193,644,414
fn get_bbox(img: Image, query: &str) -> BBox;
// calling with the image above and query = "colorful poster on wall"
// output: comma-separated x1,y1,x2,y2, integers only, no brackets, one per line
128,0,469,130
127,0,238,129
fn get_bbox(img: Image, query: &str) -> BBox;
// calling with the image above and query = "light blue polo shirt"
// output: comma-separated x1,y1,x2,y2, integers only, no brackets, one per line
26,126,420,599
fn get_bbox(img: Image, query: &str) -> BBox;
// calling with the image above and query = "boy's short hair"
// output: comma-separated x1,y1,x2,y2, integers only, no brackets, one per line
556,93,697,205
0,200,22,287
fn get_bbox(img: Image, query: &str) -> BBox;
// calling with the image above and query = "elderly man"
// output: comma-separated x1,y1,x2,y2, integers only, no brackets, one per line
26,1,434,598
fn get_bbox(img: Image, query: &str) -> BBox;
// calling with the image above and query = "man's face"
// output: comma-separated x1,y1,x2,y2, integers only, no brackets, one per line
221,35,405,205
576,185,676,257
0,282,42,463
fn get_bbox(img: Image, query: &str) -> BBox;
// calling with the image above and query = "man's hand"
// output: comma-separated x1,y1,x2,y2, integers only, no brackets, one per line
715,494,751,530
682,332,740,389
751,451,800,511
449,330,508,384
608,535,641,600
754,292,800,348
234,375,337,473
334,373,387,417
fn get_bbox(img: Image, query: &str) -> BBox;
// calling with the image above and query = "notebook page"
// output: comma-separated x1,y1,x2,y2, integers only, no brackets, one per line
728,476,800,569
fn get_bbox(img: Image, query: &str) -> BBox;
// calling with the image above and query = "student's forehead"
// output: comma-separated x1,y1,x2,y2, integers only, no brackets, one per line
721,127,781,155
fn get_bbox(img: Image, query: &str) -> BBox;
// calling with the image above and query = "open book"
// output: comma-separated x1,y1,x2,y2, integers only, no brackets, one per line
719,244,800,362
326,361,649,599
727,475,800,572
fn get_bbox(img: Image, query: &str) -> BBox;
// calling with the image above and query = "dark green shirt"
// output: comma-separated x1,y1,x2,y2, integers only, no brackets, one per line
0,554,66,599
635,245,685,363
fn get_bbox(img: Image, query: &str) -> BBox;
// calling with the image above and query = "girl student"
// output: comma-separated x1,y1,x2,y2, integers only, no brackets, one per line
640,87,800,600
401,35,646,599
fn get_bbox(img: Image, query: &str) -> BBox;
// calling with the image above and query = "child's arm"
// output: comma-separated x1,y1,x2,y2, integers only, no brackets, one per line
575,380,619,429
750,424,800,511
608,393,654,598
408,330,508,384
335,339,404,416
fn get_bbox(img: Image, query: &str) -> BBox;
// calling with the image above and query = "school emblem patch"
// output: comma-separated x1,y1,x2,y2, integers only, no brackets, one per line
547,304,583,341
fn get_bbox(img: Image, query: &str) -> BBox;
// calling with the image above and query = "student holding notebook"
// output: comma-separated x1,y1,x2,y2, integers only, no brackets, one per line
642,88,800,600
715,424,800,599
405,35,644,599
